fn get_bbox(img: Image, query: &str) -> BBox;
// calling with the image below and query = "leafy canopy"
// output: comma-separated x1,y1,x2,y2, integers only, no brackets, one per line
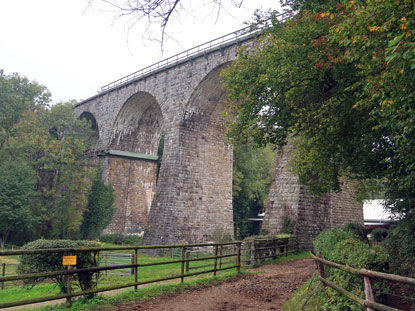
223,0,415,217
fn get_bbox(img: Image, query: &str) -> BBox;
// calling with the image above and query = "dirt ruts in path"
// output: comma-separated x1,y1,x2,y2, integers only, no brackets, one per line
110,258,315,311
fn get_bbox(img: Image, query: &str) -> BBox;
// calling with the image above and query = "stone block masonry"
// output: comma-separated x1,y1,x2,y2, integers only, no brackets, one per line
75,31,362,249
262,142,364,250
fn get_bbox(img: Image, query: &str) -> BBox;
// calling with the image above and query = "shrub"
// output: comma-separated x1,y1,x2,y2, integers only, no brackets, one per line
342,222,369,243
17,239,100,295
99,233,142,245
282,216,296,234
383,219,415,277
313,228,355,259
314,227,389,311
371,228,388,243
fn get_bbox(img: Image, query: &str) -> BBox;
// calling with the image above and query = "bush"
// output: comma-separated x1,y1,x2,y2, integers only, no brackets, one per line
342,223,369,243
99,233,142,245
383,219,415,277
313,228,355,259
371,228,388,243
314,227,389,311
17,239,101,295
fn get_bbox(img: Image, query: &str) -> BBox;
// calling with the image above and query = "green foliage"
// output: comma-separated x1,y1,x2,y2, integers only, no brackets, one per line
0,70,50,150
0,70,97,241
282,277,325,311
81,166,115,240
371,228,388,243
224,0,415,219
17,239,101,294
232,140,275,239
382,219,415,277
99,233,142,245
342,223,369,243
313,228,355,259
0,159,37,248
314,227,389,310
281,216,296,234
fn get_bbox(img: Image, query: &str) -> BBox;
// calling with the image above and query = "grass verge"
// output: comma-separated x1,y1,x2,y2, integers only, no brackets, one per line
2,250,311,310
282,276,326,311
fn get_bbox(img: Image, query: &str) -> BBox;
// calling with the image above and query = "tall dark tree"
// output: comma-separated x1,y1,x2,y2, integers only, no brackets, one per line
0,160,37,248
81,166,115,240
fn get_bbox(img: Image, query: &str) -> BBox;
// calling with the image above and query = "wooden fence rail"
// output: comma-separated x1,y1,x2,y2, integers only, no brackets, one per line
242,236,297,266
310,252,415,311
0,236,296,309
0,242,241,309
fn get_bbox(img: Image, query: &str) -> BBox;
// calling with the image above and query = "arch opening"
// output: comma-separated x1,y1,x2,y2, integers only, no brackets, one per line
80,111,99,136
104,91,164,235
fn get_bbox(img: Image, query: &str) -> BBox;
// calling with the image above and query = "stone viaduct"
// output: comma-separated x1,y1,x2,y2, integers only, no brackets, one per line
74,23,363,249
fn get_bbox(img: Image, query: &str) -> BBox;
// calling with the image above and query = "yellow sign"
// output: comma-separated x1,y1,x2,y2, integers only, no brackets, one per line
62,256,77,266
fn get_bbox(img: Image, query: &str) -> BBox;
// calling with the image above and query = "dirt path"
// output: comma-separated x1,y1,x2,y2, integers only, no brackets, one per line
109,258,316,311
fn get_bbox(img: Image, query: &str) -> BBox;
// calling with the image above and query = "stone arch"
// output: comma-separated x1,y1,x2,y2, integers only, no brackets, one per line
104,91,164,234
110,92,163,155
143,63,234,247
79,111,99,136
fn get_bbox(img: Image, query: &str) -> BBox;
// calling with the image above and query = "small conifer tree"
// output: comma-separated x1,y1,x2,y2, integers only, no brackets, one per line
80,166,114,240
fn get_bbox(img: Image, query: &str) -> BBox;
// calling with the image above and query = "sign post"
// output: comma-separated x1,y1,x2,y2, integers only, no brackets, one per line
63,255,77,305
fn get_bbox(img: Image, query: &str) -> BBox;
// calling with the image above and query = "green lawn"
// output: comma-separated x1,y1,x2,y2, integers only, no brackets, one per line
0,246,237,307
0,245,309,311
282,276,326,311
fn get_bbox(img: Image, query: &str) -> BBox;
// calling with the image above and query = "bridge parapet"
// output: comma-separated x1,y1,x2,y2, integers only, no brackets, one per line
75,12,288,107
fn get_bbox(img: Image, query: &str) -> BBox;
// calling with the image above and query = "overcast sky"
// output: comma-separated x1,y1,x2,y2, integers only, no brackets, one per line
0,0,281,103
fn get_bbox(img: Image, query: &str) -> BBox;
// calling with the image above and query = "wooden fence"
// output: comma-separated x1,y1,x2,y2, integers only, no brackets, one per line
310,252,415,311
0,236,295,309
0,242,241,309
242,236,297,266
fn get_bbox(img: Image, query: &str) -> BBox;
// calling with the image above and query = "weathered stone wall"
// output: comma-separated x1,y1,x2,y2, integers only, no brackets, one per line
73,37,253,244
262,142,363,250
75,34,362,248
103,156,156,234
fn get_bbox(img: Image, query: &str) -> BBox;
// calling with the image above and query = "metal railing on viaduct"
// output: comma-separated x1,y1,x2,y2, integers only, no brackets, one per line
74,12,289,106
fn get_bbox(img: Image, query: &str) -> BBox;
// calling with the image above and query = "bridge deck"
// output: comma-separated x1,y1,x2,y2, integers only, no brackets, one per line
75,12,288,107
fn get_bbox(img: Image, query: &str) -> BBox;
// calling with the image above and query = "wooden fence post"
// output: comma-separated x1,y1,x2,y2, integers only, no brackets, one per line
1,263,5,290
315,255,328,299
214,245,218,276
66,263,72,305
219,245,223,269
237,243,241,273
250,240,256,266
181,247,186,283
134,249,138,291
364,276,375,311
185,251,190,272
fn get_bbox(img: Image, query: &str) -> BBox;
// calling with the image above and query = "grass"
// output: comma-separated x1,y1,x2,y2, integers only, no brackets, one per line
35,251,308,311
282,276,326,311
0,244,311,310
0,246,237,307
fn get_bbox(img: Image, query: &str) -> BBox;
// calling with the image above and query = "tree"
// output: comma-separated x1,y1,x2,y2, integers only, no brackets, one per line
88,0,244,45
0,160,37,248
223,0,415,219
0,70,50,152
80,166,115,240
5,103,97,239
233,141,274,239
0,70,98,241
